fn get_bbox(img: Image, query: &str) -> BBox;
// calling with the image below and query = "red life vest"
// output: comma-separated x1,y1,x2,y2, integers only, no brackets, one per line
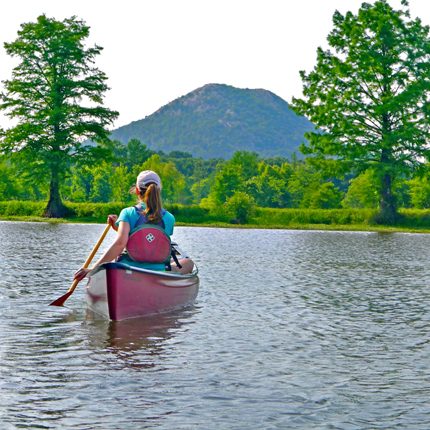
125,207,171,264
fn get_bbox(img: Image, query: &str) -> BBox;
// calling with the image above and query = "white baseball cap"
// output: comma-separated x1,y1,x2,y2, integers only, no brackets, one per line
136,170,162,189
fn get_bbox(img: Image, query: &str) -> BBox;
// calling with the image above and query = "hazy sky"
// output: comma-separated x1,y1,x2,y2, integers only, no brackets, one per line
0,0,429,129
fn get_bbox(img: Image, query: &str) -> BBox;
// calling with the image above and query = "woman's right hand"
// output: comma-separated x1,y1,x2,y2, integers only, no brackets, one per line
74,267,91,282
107,214,118,230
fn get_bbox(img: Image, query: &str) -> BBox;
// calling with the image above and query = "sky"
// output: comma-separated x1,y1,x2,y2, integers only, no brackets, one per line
0,0,429,130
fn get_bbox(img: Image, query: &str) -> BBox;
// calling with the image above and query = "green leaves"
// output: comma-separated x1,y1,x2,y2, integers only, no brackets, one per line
0,15,118,216
291,0,430,222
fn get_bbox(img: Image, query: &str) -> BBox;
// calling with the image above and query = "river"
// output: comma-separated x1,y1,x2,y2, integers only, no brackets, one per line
0,222,429,429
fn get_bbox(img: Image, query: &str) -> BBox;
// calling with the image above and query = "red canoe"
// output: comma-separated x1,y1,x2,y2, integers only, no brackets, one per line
85,262,199,321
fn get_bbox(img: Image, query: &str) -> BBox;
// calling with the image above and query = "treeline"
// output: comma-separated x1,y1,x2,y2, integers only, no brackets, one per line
1,138,430,223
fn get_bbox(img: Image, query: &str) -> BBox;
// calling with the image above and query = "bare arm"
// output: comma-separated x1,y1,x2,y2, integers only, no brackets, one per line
92,221,130,266
74,221,130,281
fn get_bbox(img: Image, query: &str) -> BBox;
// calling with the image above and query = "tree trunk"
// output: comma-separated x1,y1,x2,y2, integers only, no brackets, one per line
376,172,397,224
43,168,68,218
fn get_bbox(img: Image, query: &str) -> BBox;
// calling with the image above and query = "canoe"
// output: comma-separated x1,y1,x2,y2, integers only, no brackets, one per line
85,261,199,321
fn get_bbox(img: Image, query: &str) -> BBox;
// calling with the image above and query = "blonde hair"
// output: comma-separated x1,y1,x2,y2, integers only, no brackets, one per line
138,183,163,223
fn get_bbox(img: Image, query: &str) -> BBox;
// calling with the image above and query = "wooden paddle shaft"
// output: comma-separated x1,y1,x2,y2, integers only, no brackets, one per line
67,224,111,294
82,224,111,268
49,224,112,307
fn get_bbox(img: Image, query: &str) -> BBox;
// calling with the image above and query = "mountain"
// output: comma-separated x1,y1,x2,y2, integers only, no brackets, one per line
110,83,314,159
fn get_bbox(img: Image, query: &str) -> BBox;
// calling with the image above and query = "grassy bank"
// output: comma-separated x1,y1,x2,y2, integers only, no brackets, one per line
0,201,229,224
1,201,430,233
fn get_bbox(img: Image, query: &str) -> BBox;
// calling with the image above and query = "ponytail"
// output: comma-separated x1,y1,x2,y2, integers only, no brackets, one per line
138,183,163,223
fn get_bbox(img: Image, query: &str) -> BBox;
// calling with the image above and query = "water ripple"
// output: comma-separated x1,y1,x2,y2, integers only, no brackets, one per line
0,223,430,429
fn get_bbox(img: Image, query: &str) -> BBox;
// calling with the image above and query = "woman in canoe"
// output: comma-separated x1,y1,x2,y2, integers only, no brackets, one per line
74,170,194,281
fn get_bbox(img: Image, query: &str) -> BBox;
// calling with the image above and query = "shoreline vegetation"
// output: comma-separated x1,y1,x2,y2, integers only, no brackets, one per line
2,201,430,234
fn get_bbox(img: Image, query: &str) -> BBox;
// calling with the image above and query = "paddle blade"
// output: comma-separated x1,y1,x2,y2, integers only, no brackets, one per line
49,224,110,308
49,290,73,307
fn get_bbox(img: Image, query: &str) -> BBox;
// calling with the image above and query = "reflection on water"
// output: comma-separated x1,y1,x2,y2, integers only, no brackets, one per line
85,308,196,370
1,222,430,429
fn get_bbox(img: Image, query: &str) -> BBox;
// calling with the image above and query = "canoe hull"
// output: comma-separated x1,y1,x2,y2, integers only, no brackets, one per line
86,262,199,321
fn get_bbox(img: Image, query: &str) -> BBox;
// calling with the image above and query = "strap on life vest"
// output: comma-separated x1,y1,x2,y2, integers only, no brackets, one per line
170,248,182,269
134,205,166,229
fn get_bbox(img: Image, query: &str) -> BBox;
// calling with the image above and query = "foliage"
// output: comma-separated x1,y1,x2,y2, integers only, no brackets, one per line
208,161,243,205
4,200,430,231
407,175,430,208
286,162,342,208
0,15,118,217
207,151,260,206
110,83,314,159
254,207,377,226
247,162,292,208
0,201,46,216
224,191,256,224
140,154,186,204
4,143,428,216
107,139,155,169
396,208,430,228
166,204,228,223
3,136,430,219
291,0,430,223
342,170,380,208
304,182,343,209
66,201,124,222
0,157,24,200
190,176,214,205
159,152,220,204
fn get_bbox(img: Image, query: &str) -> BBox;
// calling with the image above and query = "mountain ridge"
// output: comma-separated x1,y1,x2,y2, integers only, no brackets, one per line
110,83,313,159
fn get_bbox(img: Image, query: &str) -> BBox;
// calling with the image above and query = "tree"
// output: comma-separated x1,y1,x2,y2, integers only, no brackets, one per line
0,15,118,217
407,172,430,208
224,191,256,224
247,162,293,208
64,165,93,202
342,170,380,208
209,162,244,205
110,165,134,203
0,156,23,200
125,139,154,170
89,161,114,203
140,154,186,203
287,162,322,208
305,182,343,209
291,0,430,223
206,151,260,207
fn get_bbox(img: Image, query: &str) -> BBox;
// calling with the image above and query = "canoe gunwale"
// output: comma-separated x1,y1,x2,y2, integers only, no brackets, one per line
89,261,199,279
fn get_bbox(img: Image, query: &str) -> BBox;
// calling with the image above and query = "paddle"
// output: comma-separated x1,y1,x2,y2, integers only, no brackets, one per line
49,224,111,307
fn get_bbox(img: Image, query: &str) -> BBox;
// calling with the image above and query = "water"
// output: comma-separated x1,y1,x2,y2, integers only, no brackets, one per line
0,222,429,429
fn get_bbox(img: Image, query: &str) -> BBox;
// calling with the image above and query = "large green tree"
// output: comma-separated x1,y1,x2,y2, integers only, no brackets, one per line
0,15,118,217
291,0,430,223
140,154,186,203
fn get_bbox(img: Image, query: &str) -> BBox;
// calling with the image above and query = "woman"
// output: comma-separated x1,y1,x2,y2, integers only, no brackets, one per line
74,170,194,281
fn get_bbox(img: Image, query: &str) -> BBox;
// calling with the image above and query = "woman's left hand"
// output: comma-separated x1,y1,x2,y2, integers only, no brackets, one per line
107,214,118,231
74,267,92,282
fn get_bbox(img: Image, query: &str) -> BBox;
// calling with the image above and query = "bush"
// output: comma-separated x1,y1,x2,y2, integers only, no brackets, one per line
224,192,256,224
4,201,430,229
397,209,430,228
0,201,46,216
65,202,125,221
254,207,377,226
167,204,231,224
167,204,209,223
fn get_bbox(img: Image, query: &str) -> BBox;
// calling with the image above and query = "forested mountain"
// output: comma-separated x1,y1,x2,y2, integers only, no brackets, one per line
110,84,314,159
